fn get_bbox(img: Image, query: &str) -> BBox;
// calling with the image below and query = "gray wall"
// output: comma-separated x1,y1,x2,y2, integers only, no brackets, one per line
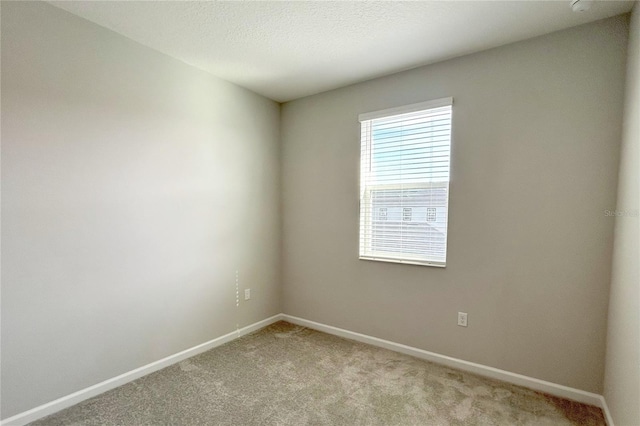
1,2,281,418
281,16,628,394
604,4,640,426
1,0,634,419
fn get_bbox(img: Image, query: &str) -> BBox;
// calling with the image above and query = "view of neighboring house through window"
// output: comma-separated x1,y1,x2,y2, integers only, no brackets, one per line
359,98,453,267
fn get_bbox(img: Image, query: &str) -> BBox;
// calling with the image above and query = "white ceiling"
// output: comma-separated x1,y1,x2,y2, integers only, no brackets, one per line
50,1,634,102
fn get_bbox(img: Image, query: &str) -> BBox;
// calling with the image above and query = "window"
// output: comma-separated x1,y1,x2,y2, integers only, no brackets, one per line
426,207,437,223
359,97,453,267
403,208,412,222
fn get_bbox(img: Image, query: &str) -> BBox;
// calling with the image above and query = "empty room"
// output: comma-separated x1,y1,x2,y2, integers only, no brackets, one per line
1,0,638,425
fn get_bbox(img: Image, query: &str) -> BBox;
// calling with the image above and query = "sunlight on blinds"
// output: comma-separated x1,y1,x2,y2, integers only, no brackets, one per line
359,98,452,267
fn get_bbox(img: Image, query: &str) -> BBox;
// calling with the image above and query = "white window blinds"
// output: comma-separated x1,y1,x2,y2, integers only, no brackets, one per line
359,97,453,267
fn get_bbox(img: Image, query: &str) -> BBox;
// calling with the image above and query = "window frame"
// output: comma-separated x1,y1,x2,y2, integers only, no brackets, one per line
358,97,453,268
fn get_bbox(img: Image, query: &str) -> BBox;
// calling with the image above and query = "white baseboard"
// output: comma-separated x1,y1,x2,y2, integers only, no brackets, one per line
598,395,615,426
282,314,605,409
3,313,614,426
0,314,283,426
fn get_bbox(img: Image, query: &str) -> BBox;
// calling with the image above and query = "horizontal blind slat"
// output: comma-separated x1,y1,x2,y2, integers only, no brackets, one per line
359,102,452,266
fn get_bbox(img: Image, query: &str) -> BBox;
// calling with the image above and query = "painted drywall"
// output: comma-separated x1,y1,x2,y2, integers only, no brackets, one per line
48,1,634,103
1,1,281,419
281,16,628,394
604,4,640,426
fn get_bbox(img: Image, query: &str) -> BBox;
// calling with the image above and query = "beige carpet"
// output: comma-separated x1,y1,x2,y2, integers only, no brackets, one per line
31,321,605,425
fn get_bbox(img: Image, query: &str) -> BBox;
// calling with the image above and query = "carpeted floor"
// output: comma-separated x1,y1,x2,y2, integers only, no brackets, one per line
31,321,605,425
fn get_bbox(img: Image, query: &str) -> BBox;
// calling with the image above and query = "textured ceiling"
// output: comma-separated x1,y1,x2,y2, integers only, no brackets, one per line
50,1,634,102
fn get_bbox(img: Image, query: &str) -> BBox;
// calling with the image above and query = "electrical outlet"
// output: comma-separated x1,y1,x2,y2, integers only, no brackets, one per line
244,289,251,300
457,312,468,327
